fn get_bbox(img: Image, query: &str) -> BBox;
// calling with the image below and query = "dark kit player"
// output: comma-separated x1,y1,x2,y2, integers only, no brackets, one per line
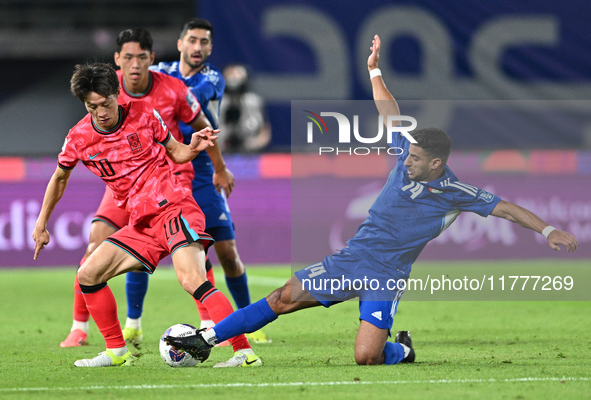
165,35,578,366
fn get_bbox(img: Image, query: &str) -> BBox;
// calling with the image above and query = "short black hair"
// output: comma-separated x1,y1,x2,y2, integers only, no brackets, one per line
180,18,213,40
116,28,153,53
409,127,452,165
70,63,119,102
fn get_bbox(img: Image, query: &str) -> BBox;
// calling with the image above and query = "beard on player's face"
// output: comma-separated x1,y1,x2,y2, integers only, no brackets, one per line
407,166,429,181
183,50,207,70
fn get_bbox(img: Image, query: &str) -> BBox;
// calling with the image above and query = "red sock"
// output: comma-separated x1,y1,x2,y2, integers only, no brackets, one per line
194,267,215,321
82,284,125,348
194,282,250,352
73,273,90,322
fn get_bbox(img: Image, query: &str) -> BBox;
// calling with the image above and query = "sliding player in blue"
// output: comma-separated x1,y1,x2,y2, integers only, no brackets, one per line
165,34,578,366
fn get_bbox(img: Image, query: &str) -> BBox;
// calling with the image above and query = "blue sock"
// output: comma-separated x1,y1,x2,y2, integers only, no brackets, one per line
383,342,405,365
126,271,149,319
225,273,251,309
214,298,277,342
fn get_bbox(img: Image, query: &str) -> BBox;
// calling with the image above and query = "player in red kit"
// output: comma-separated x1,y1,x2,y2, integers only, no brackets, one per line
33,63,260,367
58,29,256,367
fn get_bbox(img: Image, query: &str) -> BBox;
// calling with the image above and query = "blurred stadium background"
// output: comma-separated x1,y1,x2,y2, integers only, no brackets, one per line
1,0,590,267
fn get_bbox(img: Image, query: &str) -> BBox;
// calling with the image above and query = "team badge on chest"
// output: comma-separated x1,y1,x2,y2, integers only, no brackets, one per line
127,133,143,154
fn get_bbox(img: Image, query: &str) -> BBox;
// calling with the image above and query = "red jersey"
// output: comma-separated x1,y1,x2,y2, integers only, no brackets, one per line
117,70,201,181
58,101,190,225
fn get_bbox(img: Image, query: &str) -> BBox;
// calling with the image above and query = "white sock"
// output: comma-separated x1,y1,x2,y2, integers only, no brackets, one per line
199,319,215,329
125,317,141,330
109,346,129,357
71,320,89,333
238,348,254,356
201,328,218,345
400,343,411,358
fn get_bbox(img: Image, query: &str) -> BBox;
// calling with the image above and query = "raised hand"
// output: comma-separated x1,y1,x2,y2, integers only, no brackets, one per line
189,127,219,153
368,34,381,71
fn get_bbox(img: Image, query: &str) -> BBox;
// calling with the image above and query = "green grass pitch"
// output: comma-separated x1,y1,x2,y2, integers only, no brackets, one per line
0,262,589,400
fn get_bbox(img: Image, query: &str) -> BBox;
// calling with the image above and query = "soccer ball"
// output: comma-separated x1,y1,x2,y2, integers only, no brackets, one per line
159,323,199,367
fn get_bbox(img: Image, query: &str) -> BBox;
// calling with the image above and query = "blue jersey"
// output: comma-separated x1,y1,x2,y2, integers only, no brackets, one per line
343,133,501,277
150,61,225,175
151,61,234,234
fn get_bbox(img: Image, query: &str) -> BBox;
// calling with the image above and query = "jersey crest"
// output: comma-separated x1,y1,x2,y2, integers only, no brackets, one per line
200,65,221,86
127,132,142,154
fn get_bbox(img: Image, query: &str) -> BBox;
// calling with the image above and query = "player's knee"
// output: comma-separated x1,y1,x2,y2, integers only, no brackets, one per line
77,266,98,286
176,270,207,295
217,251,244,276
177,276,199,295
217,252,240,270
77,268,89,286
265,287,283,312
266,282,293,314
354,350,383,366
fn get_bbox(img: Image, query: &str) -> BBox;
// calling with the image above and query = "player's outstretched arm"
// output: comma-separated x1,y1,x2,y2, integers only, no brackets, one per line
189,105,235,198
165,127,218,165
490,200,578,252
369,34,400,126
33,167,73,259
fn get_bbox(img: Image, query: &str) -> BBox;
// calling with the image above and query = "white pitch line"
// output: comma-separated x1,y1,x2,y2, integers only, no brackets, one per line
1,377,589,393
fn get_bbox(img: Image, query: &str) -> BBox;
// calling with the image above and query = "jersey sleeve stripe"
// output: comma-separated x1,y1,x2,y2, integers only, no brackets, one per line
186,113,200,127
158,131,172,146
454,181,479,193
448,182,477,196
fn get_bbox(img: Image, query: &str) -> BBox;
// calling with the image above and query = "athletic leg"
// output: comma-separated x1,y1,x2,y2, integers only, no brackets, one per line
203,276,321,344
199,189,252,311
214,234,272,343
354,321,391,365
198,275,320,368
171,242,251,353
165,274,321,365
73,240,142,367
354,321,413,365
354,295,413,365
193,258,215,328
61,219,116,347
122,270,148,344
215,239,248,305
164,263,323,366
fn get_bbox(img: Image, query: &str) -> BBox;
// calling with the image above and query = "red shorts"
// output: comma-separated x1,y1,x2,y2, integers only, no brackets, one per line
94,173,193,230
105,196,214,273
94,186,128,230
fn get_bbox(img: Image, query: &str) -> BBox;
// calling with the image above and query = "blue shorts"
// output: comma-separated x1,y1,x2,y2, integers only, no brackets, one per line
191,169,235,240
294,249,407,331
205,225,235,242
